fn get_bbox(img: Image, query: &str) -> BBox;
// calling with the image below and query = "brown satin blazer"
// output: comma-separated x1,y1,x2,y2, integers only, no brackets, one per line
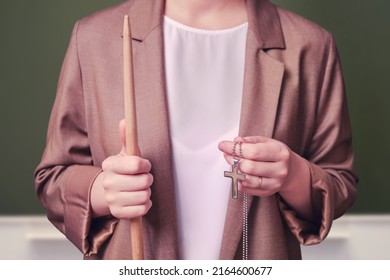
34,0,357,259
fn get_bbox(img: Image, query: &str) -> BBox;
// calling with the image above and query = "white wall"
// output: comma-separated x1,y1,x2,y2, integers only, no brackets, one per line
0,215,389,260
301,215,390,260
0,216,81,260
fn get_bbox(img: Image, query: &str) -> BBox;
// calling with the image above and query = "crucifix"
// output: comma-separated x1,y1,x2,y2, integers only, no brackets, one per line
224,140,249,259
224,159,246,199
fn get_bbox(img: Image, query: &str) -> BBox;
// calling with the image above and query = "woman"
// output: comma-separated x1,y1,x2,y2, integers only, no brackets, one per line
35,0,357,259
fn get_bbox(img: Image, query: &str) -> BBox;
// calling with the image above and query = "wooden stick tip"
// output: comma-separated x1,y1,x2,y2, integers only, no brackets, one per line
123,15,130,36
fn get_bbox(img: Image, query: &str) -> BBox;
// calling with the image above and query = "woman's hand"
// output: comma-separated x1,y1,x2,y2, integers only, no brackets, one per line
218,136,294,197
218,135,313,220
90,120,153,219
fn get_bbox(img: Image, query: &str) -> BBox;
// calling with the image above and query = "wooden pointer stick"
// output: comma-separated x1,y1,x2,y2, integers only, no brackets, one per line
123,15,144,260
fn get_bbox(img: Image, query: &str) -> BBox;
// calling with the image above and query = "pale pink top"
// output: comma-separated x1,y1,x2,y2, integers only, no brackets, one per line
164,16,248,259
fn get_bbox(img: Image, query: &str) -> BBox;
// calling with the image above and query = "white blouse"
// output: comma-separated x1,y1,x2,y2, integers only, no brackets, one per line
163,16,248,259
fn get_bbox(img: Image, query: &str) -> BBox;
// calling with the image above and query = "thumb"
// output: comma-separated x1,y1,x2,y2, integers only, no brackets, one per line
119,119,141,156
119,119,127,154
235,135,272,144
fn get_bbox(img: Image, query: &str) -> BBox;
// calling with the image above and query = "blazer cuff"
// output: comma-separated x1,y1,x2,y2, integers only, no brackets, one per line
278,161,334,245
63,165,118,256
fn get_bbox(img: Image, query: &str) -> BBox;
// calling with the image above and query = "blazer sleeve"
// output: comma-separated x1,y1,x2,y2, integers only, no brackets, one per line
34,22,118,256
278,35,358,245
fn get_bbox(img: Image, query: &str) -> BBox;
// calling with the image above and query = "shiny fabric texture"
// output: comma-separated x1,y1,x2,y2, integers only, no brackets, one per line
34,0,357,259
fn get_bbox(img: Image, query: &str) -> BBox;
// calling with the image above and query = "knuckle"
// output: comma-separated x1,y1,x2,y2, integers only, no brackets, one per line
137,175,146,187
277,168,288,179
274,181,283,190
102,157,113,171
102,175,116,190
119,208,129,219
247,166,256,175
243,161,256,175
140,201,152,215
252,144,263,159
140,190,151,202
110,207,123,219
241,179,250,188
102,177,112,189
141,174,153,187
146,188,152,199
129,157,142,172
139,205,148,216
278,147,290,161
147,173,154,186
145,159,152,172
137,175,148,188
105,193,115,205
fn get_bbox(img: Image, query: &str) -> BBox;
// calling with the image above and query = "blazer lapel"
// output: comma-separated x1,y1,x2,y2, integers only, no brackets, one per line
127,0,179,259
220,0,285,259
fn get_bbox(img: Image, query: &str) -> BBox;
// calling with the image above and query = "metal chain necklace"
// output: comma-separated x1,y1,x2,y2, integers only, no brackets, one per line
242,192,248,260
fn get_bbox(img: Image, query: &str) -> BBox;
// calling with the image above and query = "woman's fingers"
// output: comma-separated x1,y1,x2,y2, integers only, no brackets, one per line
101,151,154,219
218,139,285,162
102,169,153,219
109,200,153,219
223,153,285,177
103,172,154,192
102,155,152,175
240,174,282,191
105,188,151,207
219,136,292,197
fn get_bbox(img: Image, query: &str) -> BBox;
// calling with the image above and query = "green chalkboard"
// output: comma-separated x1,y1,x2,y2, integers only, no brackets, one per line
270,1,390,213
0,0,124,214
0,0,389,214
